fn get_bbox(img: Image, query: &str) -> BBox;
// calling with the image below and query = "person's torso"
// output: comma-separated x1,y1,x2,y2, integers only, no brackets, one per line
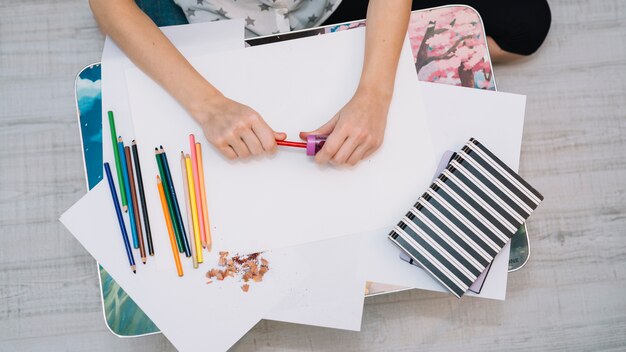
175,0,342,37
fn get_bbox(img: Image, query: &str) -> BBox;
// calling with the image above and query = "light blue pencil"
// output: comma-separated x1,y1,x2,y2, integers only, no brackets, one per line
118,137,139,249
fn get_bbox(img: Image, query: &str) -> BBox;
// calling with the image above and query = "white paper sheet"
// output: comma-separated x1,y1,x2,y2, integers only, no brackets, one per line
125,28,436,254
264,233,365,331
357,82,527,300
61,182,315,352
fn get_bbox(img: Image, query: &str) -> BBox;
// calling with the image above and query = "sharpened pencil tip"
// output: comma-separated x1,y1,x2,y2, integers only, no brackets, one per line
142,258,147,264
131,265,136,273
133,270,136,274
123,205,128,212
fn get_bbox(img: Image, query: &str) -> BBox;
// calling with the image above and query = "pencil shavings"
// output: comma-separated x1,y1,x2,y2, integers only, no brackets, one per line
205,252,270,292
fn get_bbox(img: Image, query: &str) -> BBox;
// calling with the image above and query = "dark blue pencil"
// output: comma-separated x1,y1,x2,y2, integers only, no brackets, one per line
104,162,136,274
159,146,192,257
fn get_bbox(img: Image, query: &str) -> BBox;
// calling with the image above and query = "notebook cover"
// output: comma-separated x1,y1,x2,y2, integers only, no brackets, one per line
399,150,492,294
389,138,543,297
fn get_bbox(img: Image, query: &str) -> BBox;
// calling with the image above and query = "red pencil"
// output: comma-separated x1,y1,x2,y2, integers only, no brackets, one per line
276,140,307,148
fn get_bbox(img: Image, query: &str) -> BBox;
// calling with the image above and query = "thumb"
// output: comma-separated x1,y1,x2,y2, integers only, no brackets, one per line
299,115,339,141
274,131,287,141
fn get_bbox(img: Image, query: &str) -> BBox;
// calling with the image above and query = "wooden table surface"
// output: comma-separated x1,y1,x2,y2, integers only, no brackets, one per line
1,0,625,350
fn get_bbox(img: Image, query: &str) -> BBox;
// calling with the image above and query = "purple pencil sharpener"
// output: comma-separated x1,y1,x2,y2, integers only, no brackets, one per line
306,135,327,156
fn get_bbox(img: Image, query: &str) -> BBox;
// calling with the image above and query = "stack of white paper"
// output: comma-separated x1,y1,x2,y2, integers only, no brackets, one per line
60,20,526,351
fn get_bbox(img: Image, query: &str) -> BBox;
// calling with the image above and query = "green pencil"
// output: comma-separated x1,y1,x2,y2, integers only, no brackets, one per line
108,111,128,212
155,148,184,253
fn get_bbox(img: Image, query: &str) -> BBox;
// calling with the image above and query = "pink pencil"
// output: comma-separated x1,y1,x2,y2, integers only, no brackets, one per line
189,134,207,248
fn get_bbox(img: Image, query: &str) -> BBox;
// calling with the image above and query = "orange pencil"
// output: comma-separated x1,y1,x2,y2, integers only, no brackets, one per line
189,134,206,248
157,175,183,277
195,142,212,251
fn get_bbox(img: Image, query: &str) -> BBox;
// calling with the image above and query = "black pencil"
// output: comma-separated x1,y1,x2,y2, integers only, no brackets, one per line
132,140,154,256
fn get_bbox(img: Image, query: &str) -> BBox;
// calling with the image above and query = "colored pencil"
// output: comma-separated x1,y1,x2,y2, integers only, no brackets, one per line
181,152,199,269
155,148,184,253
107,111,128,212
189,134,206,248
157,175,183,277
159,146,192,258
184,153,203,264
118,138,139,248
132,140,154,256
125,146,146,264
276,140,307,148
195,142,212,251
104,162,135,274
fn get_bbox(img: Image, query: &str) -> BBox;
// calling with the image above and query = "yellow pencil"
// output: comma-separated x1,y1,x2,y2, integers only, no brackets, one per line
195,143,212,251
185,154,203,264
181,152,198,269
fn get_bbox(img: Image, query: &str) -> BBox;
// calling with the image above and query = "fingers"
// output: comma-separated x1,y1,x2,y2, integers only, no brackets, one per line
251,118,280,153
346,144,370,166
274,131,287,141
241,129,264,156
363,146,378,159
227,136,251,159
299,114,339,141
315,131,347,164
316,126,383,166
330,136,359,165
218,145,238,160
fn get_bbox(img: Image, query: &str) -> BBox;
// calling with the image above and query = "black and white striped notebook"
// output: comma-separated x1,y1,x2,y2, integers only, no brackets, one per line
388,138,543,298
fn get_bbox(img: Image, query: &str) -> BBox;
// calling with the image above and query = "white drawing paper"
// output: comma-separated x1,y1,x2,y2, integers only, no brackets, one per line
265,232,365,331
124,28,437,255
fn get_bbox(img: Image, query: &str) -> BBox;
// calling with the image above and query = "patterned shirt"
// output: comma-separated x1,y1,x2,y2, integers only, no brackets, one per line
174,0,342,37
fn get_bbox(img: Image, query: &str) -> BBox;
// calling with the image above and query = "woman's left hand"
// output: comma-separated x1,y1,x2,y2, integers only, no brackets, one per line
299,87,392,166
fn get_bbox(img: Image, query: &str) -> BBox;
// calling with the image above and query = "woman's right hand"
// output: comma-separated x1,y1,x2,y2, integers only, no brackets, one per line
191,94,286,160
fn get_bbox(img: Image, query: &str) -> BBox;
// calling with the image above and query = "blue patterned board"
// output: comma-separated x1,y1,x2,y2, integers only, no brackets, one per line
74,9,528,336
76,64,160,336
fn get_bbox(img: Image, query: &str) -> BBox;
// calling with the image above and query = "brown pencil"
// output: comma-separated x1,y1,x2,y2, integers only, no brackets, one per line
125,146,146,264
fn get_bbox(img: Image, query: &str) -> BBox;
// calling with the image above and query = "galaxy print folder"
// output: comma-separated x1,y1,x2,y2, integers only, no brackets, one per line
389,138,544,298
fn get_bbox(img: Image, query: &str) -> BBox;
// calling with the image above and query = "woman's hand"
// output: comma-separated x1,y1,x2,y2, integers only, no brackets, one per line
192,94,286,160
299,87,391,166
298,0,411,167
90,0,286,161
